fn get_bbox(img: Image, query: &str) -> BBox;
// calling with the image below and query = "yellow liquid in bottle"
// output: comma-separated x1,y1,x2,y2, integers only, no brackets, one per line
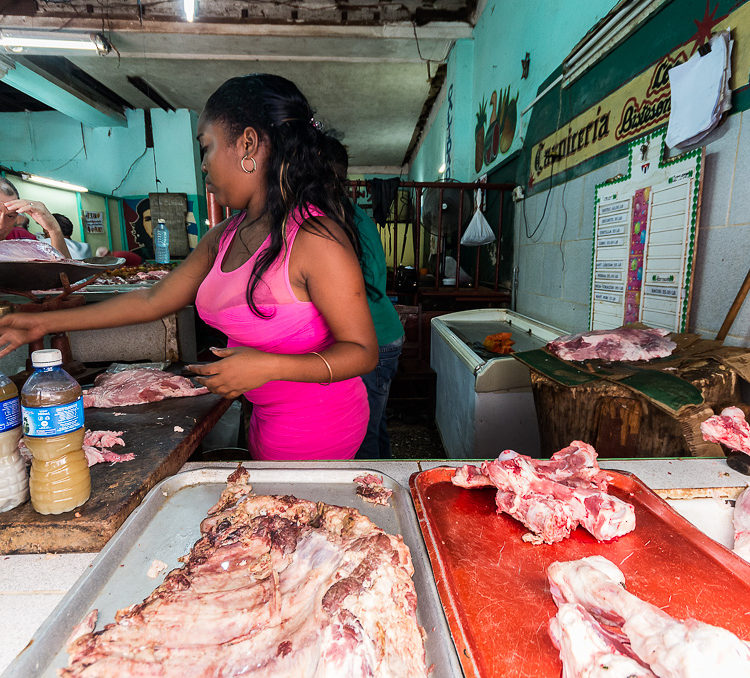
21,359,90,515
0,376,29,512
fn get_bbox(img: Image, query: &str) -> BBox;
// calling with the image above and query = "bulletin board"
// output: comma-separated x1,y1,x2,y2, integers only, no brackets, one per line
590,128,704,332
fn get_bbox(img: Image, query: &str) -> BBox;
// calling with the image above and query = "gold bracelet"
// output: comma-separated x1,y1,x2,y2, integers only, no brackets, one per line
310,351,333,386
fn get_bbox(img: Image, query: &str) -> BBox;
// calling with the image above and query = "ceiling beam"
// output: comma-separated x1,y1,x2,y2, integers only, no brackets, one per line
0,57,126,127
0,17,472,41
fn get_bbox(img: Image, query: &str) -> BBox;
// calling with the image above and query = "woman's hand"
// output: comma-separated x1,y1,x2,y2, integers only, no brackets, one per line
188,346,275,398
3,199,58,236
0,201,19,240
0,313,50,358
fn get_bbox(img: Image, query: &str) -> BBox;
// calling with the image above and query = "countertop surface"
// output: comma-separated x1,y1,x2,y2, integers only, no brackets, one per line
1,457,747,674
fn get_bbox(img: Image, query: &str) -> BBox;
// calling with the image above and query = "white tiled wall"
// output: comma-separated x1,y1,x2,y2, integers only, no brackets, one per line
514,113,750,347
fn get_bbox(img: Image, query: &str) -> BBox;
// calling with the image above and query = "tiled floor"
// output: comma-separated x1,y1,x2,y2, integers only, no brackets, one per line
388,411,446,460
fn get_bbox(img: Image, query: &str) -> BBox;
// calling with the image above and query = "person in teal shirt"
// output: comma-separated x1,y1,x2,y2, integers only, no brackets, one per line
328,139,405,459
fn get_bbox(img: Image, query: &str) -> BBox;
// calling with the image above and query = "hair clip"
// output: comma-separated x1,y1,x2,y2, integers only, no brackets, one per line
310,117,323,131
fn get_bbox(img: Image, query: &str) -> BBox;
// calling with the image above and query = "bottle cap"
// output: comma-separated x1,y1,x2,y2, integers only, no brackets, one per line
31,349,63,367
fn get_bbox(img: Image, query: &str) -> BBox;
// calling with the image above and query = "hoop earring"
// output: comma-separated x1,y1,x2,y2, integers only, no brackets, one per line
241,154,256,174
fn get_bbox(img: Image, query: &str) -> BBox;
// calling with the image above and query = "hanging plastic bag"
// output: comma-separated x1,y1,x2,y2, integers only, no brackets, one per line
460,189,496,246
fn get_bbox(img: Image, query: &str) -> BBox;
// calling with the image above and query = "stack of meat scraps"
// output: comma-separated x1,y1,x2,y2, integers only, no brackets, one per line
547,556,750,676
452,441,635,544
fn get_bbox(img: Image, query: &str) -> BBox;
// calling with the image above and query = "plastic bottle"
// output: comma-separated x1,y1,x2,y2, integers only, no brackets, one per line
0,373,28,512
21,349,90,515
154,218,170,264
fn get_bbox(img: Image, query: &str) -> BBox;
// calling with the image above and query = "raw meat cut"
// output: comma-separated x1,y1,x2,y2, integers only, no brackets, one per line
0,239,66,262
82,429,134,466
61,466,427,677
700,406,750,455
733,486,750,561
452,442,635,544
547,327,676,362
354,474,393,506
547,556,750,677
83,368,208,408
549,603,656,678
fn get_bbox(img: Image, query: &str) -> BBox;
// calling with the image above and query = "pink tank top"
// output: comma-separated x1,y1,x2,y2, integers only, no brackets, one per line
195,207,368,460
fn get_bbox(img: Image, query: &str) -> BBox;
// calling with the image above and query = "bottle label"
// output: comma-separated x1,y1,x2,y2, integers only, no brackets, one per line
0,396,21,433
22,397,84,437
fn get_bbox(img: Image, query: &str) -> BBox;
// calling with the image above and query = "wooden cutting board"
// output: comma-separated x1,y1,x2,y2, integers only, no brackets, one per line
0,394,233,554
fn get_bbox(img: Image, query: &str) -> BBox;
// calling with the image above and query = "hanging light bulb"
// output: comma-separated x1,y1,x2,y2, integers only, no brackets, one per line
183,0,196,22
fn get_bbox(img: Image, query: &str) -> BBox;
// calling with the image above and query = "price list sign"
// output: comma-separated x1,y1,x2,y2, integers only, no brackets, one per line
590,129,703,332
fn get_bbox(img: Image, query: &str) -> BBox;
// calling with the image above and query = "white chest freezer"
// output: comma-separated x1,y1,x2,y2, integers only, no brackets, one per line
430,309,563,459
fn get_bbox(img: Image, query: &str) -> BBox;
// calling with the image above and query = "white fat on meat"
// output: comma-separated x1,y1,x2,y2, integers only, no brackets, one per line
83,368,208,408
547,556,750,677
547,327,676,362
452,443,635,544
733,486,750,561
549,603,656,678
0,239,66,262
61,467,427,678
700,407,750,455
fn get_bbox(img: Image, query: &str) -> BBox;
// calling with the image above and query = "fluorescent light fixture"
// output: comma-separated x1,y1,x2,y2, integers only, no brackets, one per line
184,0,196,22
0,30,110,54
438,162,447,174
21,173,88,193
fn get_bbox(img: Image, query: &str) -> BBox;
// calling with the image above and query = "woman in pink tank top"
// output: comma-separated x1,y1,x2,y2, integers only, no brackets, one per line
0,74,377,461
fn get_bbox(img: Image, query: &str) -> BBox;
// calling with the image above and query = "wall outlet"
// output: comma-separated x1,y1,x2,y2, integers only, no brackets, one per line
512,186,525,202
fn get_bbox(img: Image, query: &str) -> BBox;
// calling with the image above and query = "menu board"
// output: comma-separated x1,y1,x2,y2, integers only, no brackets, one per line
590,129,703,332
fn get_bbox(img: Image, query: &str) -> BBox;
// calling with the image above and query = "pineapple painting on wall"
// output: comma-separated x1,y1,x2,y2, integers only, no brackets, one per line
474,86,518,173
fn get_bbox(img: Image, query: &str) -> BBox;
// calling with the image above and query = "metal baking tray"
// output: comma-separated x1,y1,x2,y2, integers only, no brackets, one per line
2,466,462,678
410,466,750,678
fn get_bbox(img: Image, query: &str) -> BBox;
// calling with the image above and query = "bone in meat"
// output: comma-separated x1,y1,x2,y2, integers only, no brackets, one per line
700,406,750,455
82,368,208,408
547,556,750,677
61,466,427,677
452,444,635,544
547,327,676,362
734,486,750,561
549,603,657,678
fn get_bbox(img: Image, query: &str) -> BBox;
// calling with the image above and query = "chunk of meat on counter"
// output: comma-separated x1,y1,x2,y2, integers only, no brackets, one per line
733,486,750,561
452,444,634,544
61,466,427,678
353,474,393,506
547,327,676,362
700,406,750,455
549,603,656,678
83,368,208,408
82,429,134,466
0,239,66,262
547,556,750,677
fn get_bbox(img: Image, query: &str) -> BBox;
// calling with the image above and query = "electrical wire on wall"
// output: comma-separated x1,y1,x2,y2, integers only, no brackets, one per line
111,148,148,194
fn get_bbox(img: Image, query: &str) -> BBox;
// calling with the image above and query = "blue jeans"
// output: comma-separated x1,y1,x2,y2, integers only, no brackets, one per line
357,336,404,459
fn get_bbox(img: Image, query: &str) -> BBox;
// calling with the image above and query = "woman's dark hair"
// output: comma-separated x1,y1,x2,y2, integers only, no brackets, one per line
202,73,359,317
52,213,74,238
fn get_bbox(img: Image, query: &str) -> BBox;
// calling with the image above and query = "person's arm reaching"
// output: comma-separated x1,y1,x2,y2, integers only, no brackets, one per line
0,225,222,358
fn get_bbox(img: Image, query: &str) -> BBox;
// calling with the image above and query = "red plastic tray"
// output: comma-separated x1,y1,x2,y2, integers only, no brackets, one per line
409,467,750,678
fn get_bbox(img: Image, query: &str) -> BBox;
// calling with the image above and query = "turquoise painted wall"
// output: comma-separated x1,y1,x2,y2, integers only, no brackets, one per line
412,0,618,181
0,108,203,198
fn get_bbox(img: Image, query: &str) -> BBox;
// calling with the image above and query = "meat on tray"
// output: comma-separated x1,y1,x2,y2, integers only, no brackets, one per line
452,441,635,544
62,466,428,677
547,327,676,362
82,368,208,409
0,239,66,262
354,473,393,506
547,556,750,676
734,486,750,562
700,406,750,455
